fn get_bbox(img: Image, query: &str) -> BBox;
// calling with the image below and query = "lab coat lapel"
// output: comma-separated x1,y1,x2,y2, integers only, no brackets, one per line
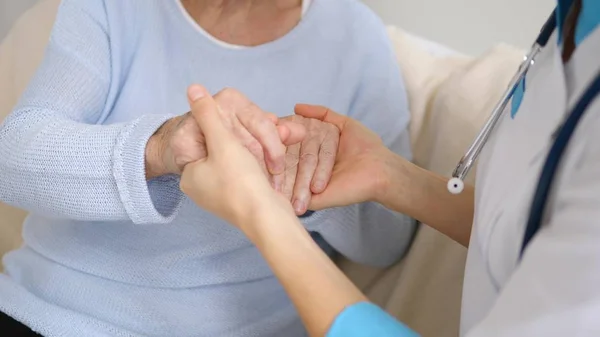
480,33,568,288
519,42,568,167
486,29,600,296
477,32,566,224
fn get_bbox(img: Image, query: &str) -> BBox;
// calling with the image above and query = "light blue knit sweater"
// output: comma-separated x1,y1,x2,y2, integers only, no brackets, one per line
0,0,415,336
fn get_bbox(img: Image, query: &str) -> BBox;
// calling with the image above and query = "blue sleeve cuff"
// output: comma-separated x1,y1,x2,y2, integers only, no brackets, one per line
113,114,184,225
327,302,420,337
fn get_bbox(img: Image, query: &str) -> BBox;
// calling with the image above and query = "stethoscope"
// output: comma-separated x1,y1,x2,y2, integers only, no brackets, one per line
446,8,600,256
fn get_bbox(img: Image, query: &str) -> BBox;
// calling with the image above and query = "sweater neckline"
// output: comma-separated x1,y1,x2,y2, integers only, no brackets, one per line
171,0,319,56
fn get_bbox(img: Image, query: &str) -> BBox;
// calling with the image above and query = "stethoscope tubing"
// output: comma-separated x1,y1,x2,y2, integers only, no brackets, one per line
449,10,558,193
444,7,600,257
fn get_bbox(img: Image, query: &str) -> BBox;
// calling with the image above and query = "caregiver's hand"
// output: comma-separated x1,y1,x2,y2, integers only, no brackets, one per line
280,115,340,215
297,104,475,246
145,88,305,192
294,104,398,210
180,85,294,228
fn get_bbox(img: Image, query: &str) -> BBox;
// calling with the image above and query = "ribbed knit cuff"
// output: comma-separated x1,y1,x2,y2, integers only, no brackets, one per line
112,114,183,225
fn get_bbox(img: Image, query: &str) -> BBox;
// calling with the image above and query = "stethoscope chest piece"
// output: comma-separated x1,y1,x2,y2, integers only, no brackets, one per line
447,178,465,195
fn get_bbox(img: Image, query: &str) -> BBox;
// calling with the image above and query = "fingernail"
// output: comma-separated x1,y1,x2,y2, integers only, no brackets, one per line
188,85,206,102
293,200,305,214
270,160,285,175
313,181,325,192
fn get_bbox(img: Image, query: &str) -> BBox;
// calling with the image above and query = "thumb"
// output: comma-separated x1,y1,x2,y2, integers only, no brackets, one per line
307,191,337,211
187,85,234,153
309,186,360,211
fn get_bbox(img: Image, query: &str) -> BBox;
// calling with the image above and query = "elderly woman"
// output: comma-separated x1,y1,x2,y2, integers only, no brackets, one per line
0,0,414,336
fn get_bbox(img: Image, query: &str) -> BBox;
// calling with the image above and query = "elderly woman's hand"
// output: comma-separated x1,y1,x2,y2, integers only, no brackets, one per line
145,88,305,192
180,85,294,229
280,115,340,215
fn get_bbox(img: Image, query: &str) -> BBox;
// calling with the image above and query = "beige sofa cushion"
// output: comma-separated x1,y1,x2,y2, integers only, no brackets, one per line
0,0,61,269
0,204,25,260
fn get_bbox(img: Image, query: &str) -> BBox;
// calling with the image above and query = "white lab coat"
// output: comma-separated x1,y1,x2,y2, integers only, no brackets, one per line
460,27,600,336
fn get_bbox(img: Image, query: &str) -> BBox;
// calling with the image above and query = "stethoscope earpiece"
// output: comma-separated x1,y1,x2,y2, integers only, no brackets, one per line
447,178,465,195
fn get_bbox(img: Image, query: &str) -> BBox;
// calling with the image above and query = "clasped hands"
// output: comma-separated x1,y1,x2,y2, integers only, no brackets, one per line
145,87,340,215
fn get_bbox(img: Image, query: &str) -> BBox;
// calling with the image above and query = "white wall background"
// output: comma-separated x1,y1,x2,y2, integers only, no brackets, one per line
2,0,556,54
363,0,556,55
0,0,39,41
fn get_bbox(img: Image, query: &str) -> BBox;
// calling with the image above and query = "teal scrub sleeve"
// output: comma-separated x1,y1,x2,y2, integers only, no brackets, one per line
326,302,420,337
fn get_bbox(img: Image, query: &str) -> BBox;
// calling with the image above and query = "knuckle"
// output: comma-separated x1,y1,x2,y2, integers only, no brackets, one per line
291,114,304,123
300,152,319,167
320,148,336,158
246,140,264,156
250,115,273,134
308,120,327,136
309,118,322,128
172,126,188,139
327,123,340,135
217,87,244,104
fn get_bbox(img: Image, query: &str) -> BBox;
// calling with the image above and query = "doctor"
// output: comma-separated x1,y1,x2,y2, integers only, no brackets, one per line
180,0,600,336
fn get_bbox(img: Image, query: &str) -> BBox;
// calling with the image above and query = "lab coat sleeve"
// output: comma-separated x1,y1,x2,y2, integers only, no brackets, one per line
0,0,183,224
466,111,600,336
308,15,417,267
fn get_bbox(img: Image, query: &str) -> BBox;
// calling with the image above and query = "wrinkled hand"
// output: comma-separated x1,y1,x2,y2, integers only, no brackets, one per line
280,115,340,215
294,104,394,210
180,85,294,229
145,88,305,191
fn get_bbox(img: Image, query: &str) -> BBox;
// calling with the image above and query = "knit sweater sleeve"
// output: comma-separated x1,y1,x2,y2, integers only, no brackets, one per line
0,0,183,224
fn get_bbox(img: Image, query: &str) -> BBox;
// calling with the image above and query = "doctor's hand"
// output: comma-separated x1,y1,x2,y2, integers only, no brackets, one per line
294,104,398,210
279,115,340,215
180,85,294,229
145,88,306,191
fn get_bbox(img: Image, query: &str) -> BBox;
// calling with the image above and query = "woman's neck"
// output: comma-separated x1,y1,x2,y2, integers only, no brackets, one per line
181,0,303,46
